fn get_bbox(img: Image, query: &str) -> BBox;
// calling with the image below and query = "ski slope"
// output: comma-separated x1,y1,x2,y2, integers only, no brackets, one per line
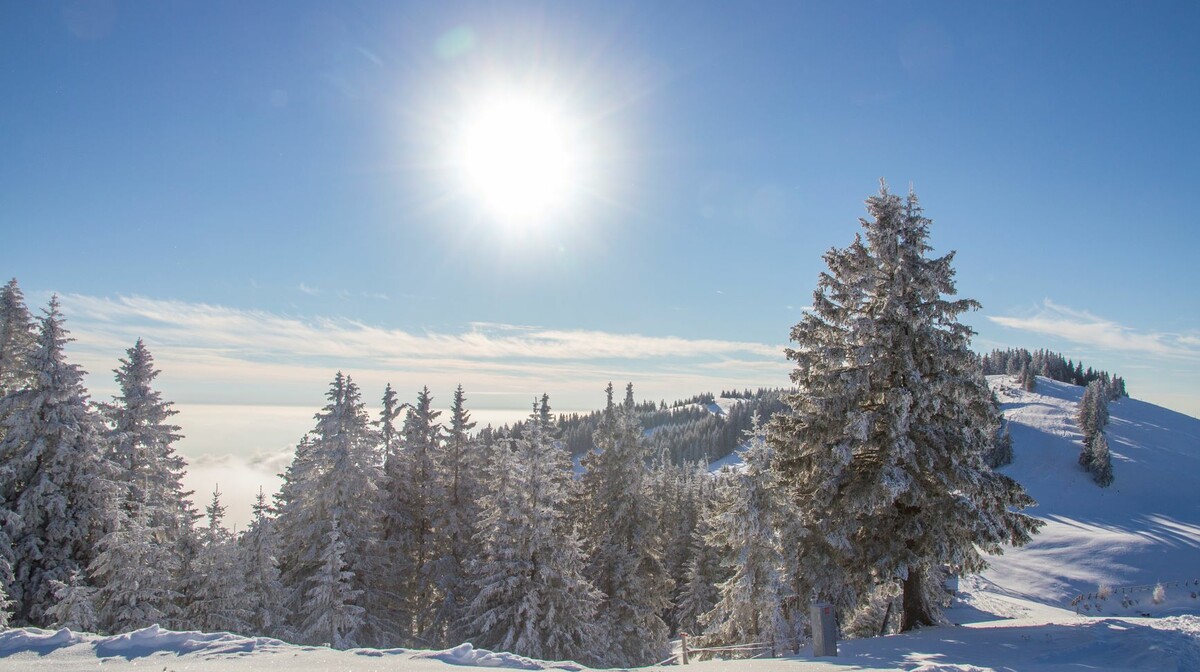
2,376,1198,670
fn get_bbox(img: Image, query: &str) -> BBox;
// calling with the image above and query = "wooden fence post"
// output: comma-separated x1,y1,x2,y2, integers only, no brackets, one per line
681,633,689,665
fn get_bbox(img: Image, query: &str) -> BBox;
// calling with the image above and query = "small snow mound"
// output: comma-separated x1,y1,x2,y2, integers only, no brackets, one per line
415,642,584,670
0,627,84,654
94,624,284,659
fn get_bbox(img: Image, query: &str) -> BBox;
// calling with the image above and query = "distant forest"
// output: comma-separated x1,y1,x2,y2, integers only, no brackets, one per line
981,347,1128,398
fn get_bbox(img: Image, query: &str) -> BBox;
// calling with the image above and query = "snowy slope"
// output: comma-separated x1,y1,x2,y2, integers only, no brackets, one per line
983,376,1200,615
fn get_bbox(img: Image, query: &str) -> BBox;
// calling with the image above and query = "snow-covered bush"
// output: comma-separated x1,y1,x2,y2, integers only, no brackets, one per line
1153,583,1166,605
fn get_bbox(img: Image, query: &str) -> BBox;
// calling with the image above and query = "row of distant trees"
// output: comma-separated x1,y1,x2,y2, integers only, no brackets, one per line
982,347,1128,398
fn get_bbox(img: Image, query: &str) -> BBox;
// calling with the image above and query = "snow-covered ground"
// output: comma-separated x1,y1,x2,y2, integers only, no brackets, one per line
984,376,1200,614
3,376,1198,671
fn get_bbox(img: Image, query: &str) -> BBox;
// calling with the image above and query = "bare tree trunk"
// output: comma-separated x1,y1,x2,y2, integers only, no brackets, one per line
900,570,936,632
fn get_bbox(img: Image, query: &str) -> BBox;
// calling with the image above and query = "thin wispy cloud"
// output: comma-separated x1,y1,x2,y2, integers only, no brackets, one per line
988,299,1200,361
59,294,782,362
53,293,790,407
298,283,320,296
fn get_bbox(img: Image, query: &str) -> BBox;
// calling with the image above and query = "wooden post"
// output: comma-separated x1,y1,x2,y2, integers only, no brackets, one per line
680,633,689,665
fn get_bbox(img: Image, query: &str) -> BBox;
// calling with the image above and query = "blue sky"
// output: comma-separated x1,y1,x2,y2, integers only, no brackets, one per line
3,1,1199,436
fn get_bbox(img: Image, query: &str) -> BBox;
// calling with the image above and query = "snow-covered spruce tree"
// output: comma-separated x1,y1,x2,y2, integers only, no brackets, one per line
767,185,1043,631
1076,379,1112,485
183,487,250,634
701,420,796,657
300,515,365,649
275,373,380,647
0,297,117,626
372,386,444,646
658,459,711,634
428,384,482,646
99,339,196,627
90,502,179,633
397,387,444,643
465,403,602,664
579,383,670,667
0,538,12,630
0,587,9,630
239,488,289,639
46,571,98,632
0,279,37,397
673,486,727,639
1090,433,1114,488
1076,380,1109,454
1019,362,1037,392
983,397,1014,469
362,384,407,646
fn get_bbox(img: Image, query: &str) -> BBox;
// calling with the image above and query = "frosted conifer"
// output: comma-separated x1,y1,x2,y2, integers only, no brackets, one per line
91,504,179,633
0,279,37,396
397,387,443,642
98,339,195,628
239,488,289,638
768,185,1042,631
46,571,98,632
580,383,670,667
466,404,601,664
1091,434,1114,487
300,515,365,649
702,420,796,656
0,298,117,626
428,384,482,645
673,496,726,638
183,487,250,634
275,373,380,644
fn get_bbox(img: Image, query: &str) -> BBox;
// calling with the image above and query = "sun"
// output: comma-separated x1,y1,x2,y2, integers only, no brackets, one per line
454,92,583,226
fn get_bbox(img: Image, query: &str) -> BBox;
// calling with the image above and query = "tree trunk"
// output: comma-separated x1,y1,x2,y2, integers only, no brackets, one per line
900,570,936,632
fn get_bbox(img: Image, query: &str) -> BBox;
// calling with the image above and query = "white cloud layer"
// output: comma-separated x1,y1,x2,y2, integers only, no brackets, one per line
53,292,791,410
988,299,1200,361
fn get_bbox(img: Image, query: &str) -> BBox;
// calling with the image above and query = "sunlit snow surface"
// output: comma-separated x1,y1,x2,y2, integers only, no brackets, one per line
2,617,1199,671
3,376,1199,671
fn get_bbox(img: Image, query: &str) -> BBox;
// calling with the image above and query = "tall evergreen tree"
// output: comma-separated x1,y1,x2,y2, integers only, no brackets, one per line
1090,433,1114,487
466,403,601,664
579,383,670,667
768,185,1042,631
90,503,179,633
274,373,380,645
400,387,444,643
239,488,288,639
0,279,37,397
183,487,250,634
373,386,443,646
673,489,726,639
99,339,195,627
702,420,796,656
0,298,117,626
300,515,365,649
429,384,481,645
363,384,406,645
46,571,98,632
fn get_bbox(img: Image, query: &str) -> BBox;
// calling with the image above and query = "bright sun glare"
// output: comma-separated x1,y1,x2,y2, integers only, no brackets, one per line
455,93,582,225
